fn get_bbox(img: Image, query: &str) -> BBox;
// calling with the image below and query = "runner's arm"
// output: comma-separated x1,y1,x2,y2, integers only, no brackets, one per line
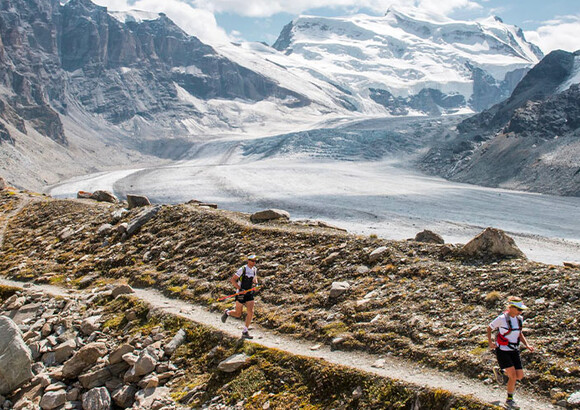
230,273,241,290
487,325,495,350
519,332,534,352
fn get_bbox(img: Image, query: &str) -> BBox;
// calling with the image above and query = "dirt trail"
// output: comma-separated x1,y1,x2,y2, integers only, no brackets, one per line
0,278,556,410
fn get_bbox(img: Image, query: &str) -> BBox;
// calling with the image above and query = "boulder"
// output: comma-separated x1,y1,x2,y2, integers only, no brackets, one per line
414,230,445,244
112,385,137,408
460,227,526,260
39,390,66,410
217,353,250,373
78,362,129,389
329,282,350,298
133,387,170,409
125,206,161,237
97,224,113,236
53,339,77,364
0,176,6,190
0,316,33,395
91,190,118,203
81,315,101,335
77,191,92,199
368,246,389,263
109,344,134,365
164,329,186,357
82,387,112,410
62,343,108,379
126,194,151,209
250,209,290,223
111,284,134,298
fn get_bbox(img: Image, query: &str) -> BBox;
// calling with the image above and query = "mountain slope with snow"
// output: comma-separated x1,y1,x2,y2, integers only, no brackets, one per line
272,7,543,115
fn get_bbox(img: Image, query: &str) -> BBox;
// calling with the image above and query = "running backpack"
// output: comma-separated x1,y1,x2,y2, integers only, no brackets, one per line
496,313,522,349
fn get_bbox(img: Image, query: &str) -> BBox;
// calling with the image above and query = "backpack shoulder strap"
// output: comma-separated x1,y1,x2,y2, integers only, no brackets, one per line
504,313,513,334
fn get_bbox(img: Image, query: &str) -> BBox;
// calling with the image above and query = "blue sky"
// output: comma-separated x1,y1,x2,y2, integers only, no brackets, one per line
95,0,580,53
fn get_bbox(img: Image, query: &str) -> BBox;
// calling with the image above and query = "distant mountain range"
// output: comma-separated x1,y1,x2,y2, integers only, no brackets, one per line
420,50,580,196
0,0,578,196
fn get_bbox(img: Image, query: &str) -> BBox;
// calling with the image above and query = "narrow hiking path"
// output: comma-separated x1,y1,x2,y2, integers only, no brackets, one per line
0,278,556,410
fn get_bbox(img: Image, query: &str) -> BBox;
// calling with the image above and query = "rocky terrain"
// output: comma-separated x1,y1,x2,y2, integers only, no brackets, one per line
0,186,579,408
420,50,580,196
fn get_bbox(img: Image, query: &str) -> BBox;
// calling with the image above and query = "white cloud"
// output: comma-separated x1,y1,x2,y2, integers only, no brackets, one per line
191,0,481,18
92,0,231,45
525,15,580,53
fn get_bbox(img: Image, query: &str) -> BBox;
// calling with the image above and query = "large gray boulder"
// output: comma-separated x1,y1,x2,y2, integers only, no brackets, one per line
250,209,290,223
0,316,33,395
126,194,151,209
460,227,526,260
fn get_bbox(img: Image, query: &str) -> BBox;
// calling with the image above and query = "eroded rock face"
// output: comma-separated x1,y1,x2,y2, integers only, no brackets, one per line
0,316,33,395
460,227,526,260
414,230,445,244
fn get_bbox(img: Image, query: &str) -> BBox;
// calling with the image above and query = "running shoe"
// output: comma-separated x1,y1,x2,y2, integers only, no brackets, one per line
221,310,229,323
242,330,253,339
505,399,520,409
493,366,507,385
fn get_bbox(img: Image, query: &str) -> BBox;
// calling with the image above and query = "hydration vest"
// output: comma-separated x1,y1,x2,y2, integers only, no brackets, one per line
238,265,255,291
496,313,522,350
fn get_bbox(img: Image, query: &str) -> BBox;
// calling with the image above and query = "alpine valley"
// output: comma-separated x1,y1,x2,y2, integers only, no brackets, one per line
3,0,577,195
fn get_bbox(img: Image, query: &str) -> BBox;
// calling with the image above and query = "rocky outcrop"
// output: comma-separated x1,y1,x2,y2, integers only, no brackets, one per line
0,316,33,395
420,50,580,196
460,227,526,260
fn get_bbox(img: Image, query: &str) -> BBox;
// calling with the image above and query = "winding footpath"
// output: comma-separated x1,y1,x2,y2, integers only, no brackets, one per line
0,194,556,409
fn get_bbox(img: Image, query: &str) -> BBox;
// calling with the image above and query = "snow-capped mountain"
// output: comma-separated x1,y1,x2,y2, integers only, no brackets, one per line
272,7,543,115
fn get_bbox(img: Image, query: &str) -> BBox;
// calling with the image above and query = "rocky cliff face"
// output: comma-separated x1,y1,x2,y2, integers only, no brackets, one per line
419,50,580,196
0,0,317,189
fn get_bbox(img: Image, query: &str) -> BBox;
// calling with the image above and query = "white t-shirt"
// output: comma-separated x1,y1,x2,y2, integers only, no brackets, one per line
235,265,257,288
489,313,523,351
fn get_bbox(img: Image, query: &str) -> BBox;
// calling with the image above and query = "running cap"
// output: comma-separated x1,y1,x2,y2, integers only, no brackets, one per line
247,254,257,261
509,300,527,310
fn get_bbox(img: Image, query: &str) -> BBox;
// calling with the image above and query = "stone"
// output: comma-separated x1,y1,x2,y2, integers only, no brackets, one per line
81,315,102,335
82,387,112,410
91,190,118,203
368,246,389,263
0,316,33,395
109,344,134,365
77,191,92,199
133,387,170,409
460,227,526,260
62,342,108,379
126,194,151,209
329,281,350,298
0,176,6,190
97,224,113,236
138,374,159,389
7,302,44,325
164,328,186,357
111,385,137,408
58,227,76,241
66,387,81,402
40,390,66,410
217,353,250,373
133,349,157,376
414,230,445,244
125,206,161,237
568,391,580,407
78,362,129,389
3,295,26,311
53,339,77,364
111,285,134,298
322,252,340,265
250,209,290,223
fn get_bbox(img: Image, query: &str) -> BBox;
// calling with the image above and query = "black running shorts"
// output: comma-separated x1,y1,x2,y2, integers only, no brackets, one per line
496,348,523,370
235,291,254,304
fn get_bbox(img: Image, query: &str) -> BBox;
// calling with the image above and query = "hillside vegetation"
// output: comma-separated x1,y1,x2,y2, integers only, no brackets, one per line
1,190,579,403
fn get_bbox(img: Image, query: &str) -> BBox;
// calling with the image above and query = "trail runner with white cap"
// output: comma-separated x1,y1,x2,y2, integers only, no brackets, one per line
487,296,535,410
221,254,259,339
